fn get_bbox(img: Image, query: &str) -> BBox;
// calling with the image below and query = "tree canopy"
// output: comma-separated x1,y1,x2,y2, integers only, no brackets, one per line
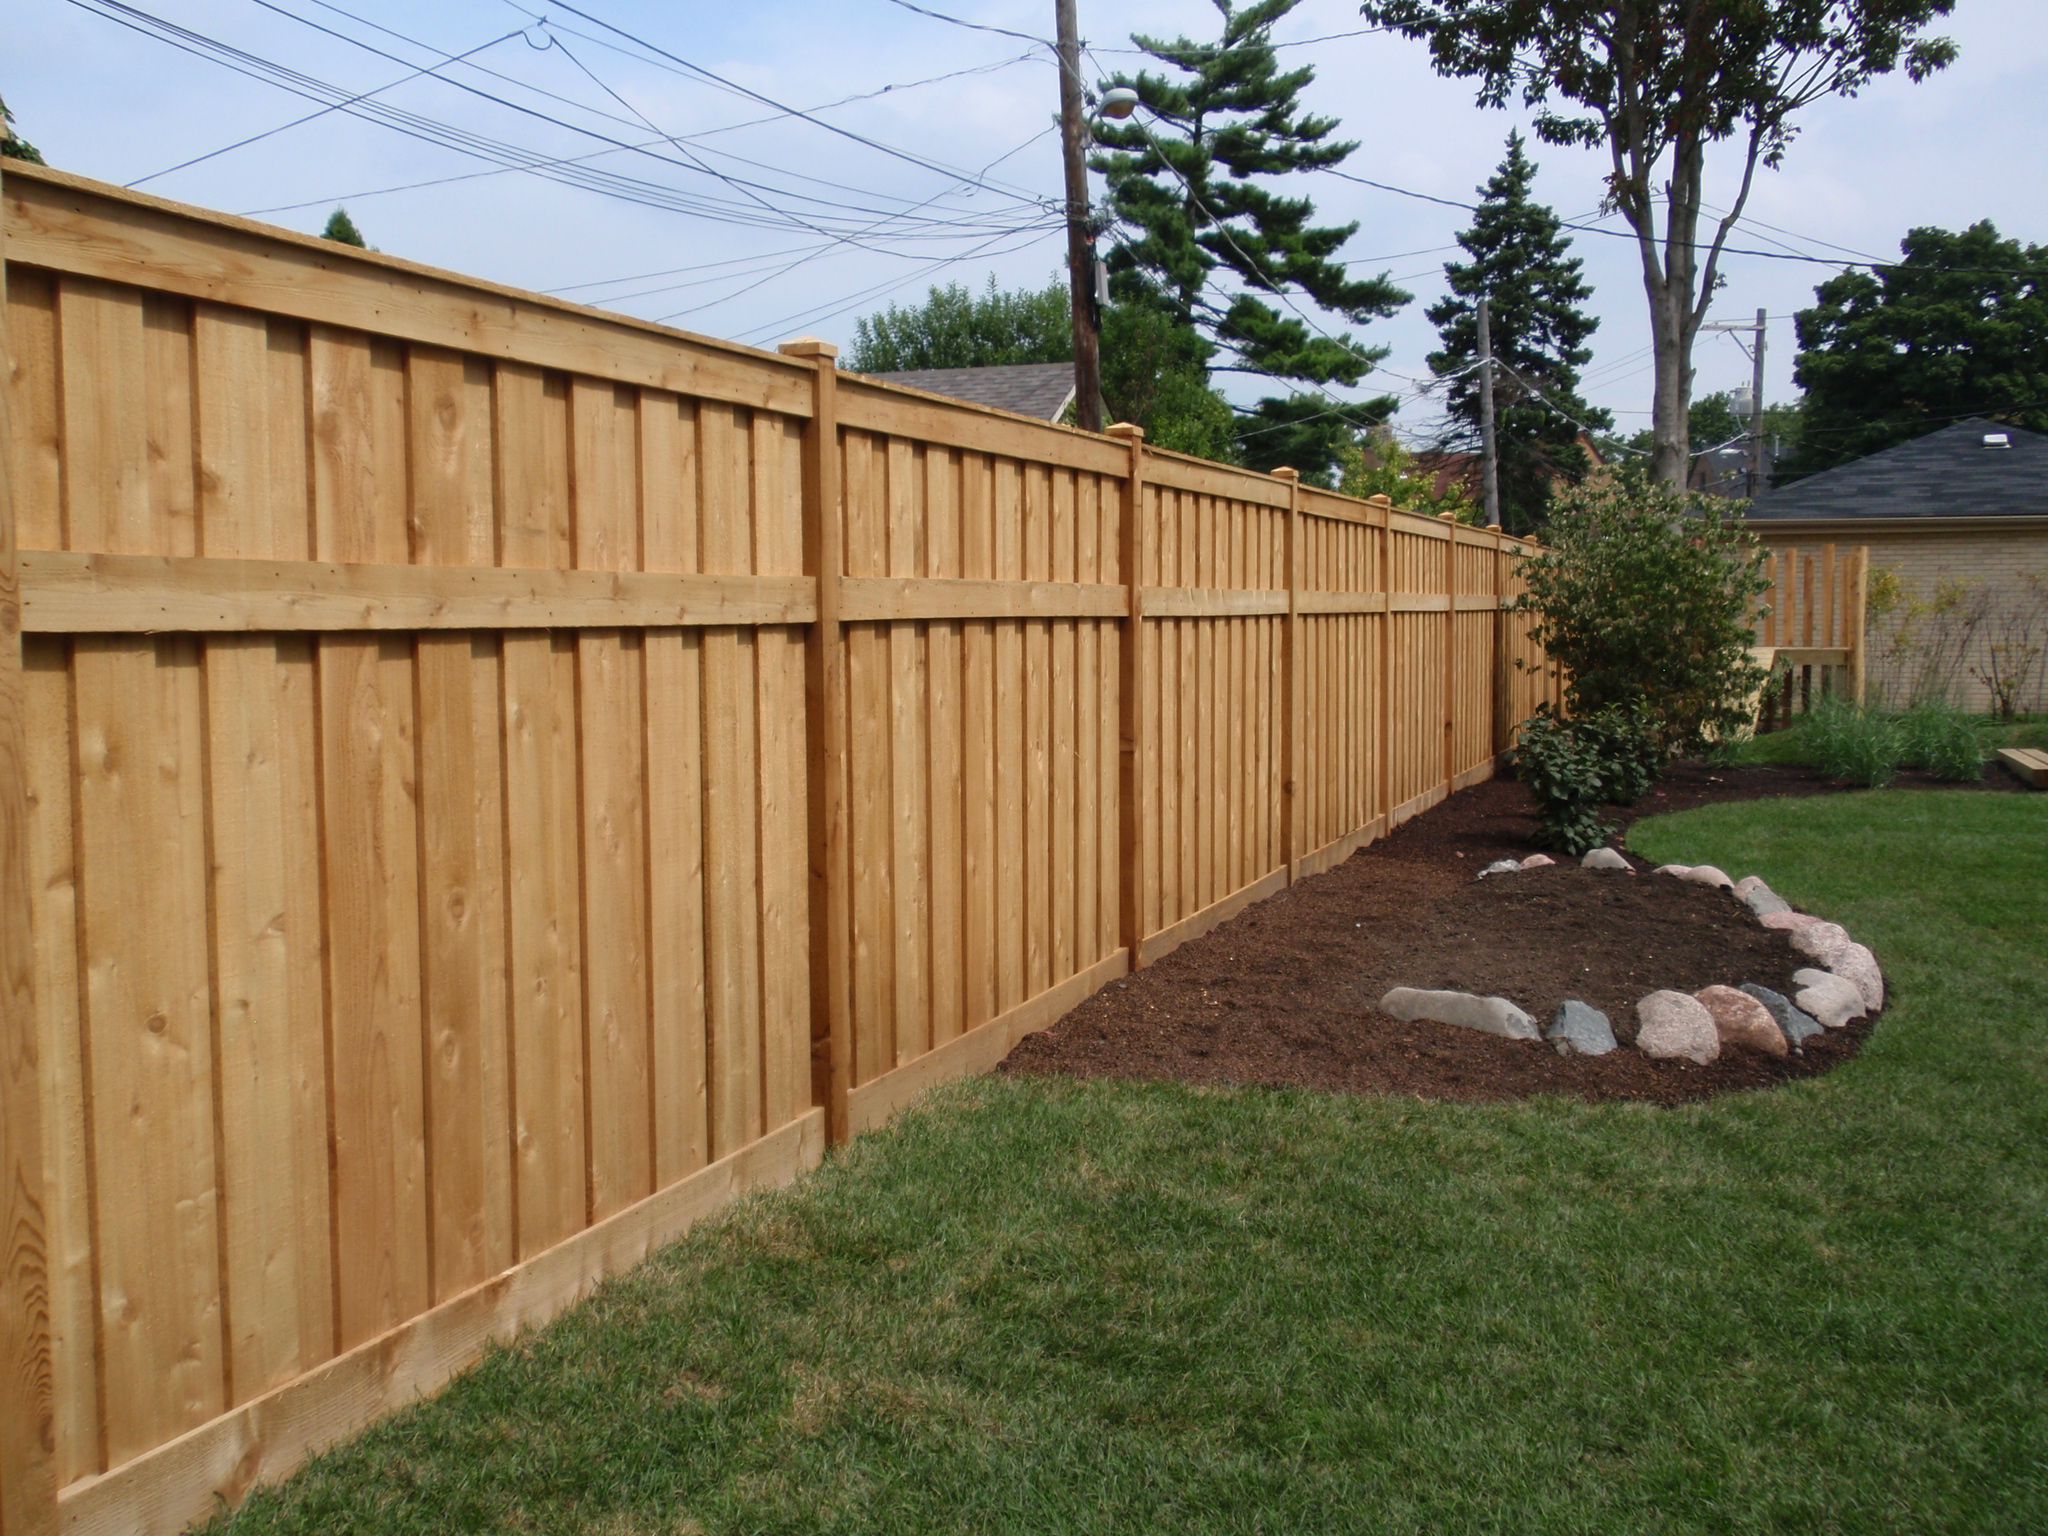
845,277,1070,373
1092,0,1408,480
1783,221,2048,478
1425,131,1605,534
1361,0,1959,485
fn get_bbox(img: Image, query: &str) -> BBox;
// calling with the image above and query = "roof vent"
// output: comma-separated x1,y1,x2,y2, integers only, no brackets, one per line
1983,432,2011,448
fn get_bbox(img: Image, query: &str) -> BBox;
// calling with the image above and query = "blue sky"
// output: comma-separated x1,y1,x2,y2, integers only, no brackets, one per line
12,0,2044,442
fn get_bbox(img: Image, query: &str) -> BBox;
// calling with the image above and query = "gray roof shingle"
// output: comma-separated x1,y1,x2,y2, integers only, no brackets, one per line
866,362,1076,422
1745,417,2048,521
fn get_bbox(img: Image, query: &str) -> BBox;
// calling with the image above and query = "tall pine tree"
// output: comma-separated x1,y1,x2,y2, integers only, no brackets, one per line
1426,133,1605,533
1090,0,1407,480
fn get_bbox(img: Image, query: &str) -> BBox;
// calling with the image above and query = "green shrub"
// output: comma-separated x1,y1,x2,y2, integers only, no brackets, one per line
1572,701,1663,805
1808,697,1903,787
1900,701,1984,782
1515,467,1771,756
1511,708,1614,855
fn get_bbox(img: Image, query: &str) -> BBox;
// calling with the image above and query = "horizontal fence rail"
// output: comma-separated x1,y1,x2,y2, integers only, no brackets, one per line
0,161,1560,1536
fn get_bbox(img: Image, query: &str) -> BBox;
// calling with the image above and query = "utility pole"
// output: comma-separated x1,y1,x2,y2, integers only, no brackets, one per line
1476,295,1501,529
1055,0,1103,433
1748,306,1768,497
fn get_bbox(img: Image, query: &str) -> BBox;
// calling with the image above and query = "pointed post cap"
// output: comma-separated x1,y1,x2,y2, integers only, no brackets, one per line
779,337,838,360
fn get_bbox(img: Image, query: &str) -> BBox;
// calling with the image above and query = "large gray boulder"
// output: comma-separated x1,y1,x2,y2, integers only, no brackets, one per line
1694,984,1789,1057
1792,968,1867,1030
1379,987,1540,1041
1581,847,1632,872
1830,942,1885,1012
1546,1000,1617,1056
1635,990,1721,1064
1790,921,1855,967
1738,983,1824,1049
1734,876,1792,918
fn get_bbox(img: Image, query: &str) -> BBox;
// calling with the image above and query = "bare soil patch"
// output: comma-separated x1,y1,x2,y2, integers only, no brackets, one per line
1002,765,1898,1106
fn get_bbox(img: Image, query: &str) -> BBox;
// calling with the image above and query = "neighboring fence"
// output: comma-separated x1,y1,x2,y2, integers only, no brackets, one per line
1750,543,1870,725
0,161,1558,1536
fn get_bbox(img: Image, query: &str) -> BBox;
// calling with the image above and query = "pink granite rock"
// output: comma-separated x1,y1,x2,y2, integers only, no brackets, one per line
1694,984,1789,1057
1635,990,1721,1064
1520,854,1556,869
1760,910,1821,932
1790,920,1854,966
1793,968,1867,1029
1653,864,1692,877
1680,864,1734,890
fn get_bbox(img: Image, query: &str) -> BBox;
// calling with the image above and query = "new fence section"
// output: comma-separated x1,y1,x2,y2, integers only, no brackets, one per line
0,161,1557,1536
1750,543,1870,725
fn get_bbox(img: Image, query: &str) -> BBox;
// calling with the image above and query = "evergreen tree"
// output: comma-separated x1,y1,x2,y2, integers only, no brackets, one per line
1426,133,1604,534
1090,0,1408,482
1,94,45,164
321,207,367,248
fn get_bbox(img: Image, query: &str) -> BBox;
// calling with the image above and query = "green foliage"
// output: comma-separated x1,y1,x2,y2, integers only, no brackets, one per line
1509,708,1612,854
1571,700,1663,805
1333,434,1477,521
1899,701,1984,781
1516,467,1771,752
1099,300,1243,464
846,277,1070,374
1361,0,1959,484
1805,696,1903,787
1,94,44,164
1426,132,1606,534
320,207,367,248
1092,0,1407,478
1784,222,2048,478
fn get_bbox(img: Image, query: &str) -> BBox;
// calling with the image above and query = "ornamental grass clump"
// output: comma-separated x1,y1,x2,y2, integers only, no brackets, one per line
1808,696,1904,788
1900,700,1984,782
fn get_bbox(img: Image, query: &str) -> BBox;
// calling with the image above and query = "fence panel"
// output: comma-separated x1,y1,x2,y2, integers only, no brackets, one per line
0,161,1555,1536
1752,543,1869,722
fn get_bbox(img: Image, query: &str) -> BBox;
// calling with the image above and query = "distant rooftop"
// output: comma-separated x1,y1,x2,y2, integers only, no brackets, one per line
1746,417,2047,521
866,362,1076,423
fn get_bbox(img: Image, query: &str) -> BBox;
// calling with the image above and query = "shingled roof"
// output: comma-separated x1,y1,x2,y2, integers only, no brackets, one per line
867,362,1076,422
1745,418,2048,521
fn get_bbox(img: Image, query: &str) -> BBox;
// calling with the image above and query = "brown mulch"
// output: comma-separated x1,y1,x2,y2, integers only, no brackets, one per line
997,760,1994,1107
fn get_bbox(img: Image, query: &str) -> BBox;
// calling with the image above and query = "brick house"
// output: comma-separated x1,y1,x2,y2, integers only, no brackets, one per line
1743,418,2048,711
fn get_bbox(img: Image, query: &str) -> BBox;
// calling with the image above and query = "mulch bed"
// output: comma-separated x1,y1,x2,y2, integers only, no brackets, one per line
999,760,2000,1107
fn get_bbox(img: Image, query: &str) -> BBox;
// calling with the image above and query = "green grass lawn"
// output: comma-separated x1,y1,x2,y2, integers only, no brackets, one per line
213,792,2048,1535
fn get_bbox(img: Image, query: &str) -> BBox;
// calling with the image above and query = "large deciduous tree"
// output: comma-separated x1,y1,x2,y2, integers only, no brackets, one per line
1092,0,1409,481
845,276,1070,373
1783,221,2048,478
1427,131,1606,533
1360,0,1959,485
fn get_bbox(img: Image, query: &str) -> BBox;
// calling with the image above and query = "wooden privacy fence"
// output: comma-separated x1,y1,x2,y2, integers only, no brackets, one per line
0,162,1558,1536
1749,543,1870,725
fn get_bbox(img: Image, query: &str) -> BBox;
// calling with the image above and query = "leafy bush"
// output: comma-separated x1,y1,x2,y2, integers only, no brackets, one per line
1807,697,1903,787
1510,708,1613,855
1516,467,1771,757
1900,701,1984,782
1571,701,1662,805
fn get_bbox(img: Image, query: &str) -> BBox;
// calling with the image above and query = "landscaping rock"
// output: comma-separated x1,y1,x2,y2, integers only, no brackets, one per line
1653,864,1691,877
1581,847,1631,872
1519,854,1556,870
1479,858,1523,878
1830,942,1885,1012
1635,990,1720,1064
1680,864,1734,890
1546,1000,1617,1056
1790,920,1854,967
1378,987,1540,1041
1694,984,1789,1057
1735,877,1792,917
1760,910,1821,932
1738,983,1824,1048
1792,968,1867,1030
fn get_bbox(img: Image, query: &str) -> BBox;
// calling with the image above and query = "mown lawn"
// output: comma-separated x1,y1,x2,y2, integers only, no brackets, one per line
213,791,2048,1535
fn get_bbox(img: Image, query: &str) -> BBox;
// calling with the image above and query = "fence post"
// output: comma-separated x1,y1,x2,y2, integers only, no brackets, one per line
0,160,60,1536
1108,423,1147,969
781,338,853,1147
1491,537,1513,758
1442,513,1458,792
1371,495,1393,826
1274,468,1301,882
1848,545,1870,707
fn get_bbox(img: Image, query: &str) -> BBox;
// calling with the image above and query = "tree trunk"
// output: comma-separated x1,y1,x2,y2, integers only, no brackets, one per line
1645,272,1693,487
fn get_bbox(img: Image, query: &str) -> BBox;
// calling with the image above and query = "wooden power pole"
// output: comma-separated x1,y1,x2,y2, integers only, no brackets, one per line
1055,0,1104,433
1476,296,1501,529
1748,306,1768,497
